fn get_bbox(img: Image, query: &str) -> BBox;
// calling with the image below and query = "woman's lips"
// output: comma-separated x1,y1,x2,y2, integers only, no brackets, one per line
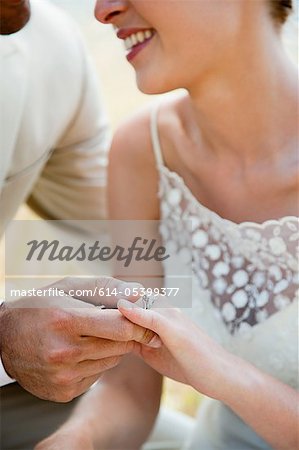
117,28,155,62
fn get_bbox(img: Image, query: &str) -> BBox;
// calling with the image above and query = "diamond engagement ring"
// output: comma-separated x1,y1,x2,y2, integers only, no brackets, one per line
142,294,156,310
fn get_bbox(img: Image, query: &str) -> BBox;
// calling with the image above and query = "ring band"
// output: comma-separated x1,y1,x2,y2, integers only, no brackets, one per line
142,294,156,310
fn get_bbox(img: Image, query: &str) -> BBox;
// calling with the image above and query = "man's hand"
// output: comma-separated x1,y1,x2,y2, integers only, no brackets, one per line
0,277,160,402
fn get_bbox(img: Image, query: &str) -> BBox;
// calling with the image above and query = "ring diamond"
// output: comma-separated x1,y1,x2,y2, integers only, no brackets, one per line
142,294,156,310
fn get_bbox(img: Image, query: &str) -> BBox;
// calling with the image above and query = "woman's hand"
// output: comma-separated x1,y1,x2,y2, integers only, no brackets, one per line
118,297,231,398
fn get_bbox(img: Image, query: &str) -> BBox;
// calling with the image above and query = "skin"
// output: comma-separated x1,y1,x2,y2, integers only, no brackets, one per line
95,0,298,226
35,355,162,450
0,277,161,403
95,0,253,95
0,0,31,35
37,0,298,449
0,0,163,406
118,299,299,450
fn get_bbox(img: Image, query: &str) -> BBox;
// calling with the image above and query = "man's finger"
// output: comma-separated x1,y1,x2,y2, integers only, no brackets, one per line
73,308,161,348
131,323,162,348
76,355,122,379
72,373,102,399
55,277,143,308
76,338,135,361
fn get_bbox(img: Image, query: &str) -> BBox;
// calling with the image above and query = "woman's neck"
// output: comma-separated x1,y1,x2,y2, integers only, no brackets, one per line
187,31,297,166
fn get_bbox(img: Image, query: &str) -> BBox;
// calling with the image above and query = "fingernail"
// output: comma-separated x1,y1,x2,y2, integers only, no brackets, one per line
117,299,140,310
147,335,162,349
119,282,144,297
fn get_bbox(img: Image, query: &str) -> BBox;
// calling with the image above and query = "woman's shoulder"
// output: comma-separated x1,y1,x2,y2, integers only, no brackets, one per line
109,92,194,181
110,104,154,167
111,93,189,158
108,104,159,220
108,93,194,220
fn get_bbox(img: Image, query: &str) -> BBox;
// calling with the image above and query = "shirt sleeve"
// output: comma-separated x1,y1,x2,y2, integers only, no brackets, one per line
0,300,15,386
0,357,15,387
27,36,111,229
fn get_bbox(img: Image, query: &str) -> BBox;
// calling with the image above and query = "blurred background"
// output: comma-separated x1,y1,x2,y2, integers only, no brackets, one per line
1,0,298,418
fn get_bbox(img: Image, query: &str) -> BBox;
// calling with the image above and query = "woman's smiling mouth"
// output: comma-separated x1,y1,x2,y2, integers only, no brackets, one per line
117,28,155,62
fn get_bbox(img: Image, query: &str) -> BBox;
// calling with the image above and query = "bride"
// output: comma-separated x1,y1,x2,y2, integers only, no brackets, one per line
36,1,298,449
101,0,298,448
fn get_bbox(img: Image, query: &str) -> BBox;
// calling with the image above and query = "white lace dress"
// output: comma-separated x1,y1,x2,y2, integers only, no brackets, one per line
150,105,299,450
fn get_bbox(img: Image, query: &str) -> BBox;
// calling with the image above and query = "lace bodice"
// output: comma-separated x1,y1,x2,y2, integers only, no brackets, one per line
150,104,299,389
159,165,298,334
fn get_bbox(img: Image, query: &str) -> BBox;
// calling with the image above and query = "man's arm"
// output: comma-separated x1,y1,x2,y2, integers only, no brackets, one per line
27,35,111,225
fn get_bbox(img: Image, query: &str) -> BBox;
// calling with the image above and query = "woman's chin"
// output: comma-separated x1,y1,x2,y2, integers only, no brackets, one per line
135,74,175,95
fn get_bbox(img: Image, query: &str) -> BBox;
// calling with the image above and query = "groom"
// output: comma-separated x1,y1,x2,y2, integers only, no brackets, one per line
0,0,157,448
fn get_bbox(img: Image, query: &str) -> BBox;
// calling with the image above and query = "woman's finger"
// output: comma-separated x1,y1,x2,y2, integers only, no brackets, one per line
117,299,165,335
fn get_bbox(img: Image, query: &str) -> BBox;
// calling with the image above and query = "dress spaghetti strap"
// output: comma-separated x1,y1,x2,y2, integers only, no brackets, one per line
150,103,164,168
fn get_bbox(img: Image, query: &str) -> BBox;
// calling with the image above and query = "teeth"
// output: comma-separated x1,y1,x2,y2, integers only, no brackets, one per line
124,29,154,51
131,34,138,46
137,31,145,43
124,36,132,50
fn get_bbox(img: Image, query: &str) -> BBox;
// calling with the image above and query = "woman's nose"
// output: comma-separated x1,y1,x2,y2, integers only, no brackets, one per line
94,0,128,24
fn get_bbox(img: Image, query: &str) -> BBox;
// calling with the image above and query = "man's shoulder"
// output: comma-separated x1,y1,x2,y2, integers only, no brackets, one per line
28,0,84,53
31,0,78,29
